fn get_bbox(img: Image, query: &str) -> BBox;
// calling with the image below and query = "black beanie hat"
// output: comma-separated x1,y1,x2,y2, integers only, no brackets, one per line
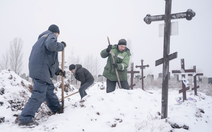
118,39,127,45
48,24,60,34
69,64,76,70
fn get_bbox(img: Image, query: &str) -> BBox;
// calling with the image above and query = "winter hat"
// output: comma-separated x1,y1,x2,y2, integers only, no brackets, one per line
48,24,60,34
69,64,76,71
118,39,127,45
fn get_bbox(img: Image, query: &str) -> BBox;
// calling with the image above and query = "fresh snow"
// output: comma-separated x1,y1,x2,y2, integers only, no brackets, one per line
0,70,212,132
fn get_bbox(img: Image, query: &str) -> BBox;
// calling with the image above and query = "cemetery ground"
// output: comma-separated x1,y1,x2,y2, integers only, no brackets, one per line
0,70,212,132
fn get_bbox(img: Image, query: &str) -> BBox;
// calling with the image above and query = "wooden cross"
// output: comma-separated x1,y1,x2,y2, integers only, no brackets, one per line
135,59,149,90
127,63,140,90
188,66,203,96
144,0,195,119
172,59,195,101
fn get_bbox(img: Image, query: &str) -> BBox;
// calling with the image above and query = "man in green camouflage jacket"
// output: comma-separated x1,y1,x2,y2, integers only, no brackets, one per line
100,39,131,93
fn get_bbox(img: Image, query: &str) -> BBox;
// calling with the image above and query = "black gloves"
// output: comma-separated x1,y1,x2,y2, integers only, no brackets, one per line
106,45,112,53
59,70,66,77
112,63,118,69
61,41,66,47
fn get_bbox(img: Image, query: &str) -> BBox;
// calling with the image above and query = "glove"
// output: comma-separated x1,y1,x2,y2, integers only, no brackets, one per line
112,63,118,69
59,70,66,78
61,41,66,47
106,45,112,53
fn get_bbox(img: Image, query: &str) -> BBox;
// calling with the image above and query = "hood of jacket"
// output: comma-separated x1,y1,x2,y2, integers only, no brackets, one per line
73,64,82,76
38,30,52,39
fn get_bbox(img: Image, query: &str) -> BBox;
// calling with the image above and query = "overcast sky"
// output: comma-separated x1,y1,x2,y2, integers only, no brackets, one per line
0,0,212,77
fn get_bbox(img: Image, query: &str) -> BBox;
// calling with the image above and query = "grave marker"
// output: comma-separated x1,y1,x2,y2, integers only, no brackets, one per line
144,0,195,118
135,59,149,90
127,63,140,89
188,66,203,95
172,59,195,101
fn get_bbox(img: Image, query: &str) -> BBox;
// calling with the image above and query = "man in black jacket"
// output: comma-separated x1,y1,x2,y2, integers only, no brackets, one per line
69,64,94,99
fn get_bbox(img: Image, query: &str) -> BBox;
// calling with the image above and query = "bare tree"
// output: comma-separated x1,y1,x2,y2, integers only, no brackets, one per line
83,54,102,77
83,54,95,74
66,48,102,82
94,57,102,76
9,38,23,74
0,62,2,70
0,49,10,70
67,48,81,65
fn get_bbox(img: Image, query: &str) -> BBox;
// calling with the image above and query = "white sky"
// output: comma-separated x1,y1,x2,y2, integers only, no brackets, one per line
0,0,212,77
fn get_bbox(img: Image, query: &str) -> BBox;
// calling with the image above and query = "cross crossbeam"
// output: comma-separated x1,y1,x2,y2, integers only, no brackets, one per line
144,9,195,24
156,52,177,66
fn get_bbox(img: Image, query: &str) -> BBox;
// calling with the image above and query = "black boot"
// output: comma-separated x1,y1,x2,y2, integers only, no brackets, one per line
56,105,63,114
18,120,39,128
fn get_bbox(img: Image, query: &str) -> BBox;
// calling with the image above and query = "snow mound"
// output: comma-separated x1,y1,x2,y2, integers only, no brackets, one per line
0,70,50,124
64,88,172,132
0,77,212,132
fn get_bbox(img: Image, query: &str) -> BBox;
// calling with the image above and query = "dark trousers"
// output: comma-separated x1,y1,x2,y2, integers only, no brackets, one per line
106,79,129,93
19,79,60,123
79,81,94,99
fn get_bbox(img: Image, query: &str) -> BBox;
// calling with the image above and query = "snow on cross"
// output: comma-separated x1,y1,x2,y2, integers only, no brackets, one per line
172,59,196,101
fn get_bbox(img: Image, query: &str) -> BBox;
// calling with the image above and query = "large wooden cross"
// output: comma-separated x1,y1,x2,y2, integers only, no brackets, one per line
135,59,149,90
188,66,203,96
127,63,140,90
144,0,195,119
172,59,195,101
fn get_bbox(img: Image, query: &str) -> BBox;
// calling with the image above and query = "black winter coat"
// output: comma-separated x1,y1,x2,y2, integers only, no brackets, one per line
74,64,94,86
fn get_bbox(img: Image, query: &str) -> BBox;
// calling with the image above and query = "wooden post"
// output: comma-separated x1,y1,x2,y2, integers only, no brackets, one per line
144,0,195,119
127,63,139,89
61,50,65,113
135,59,149,90
188,66,203,95
107,36,122,88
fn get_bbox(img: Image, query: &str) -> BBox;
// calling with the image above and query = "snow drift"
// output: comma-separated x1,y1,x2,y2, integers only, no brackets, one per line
0,70,212,132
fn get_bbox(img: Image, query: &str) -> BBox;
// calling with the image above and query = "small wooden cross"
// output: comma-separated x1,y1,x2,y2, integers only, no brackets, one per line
127,63,140,90
135,59,149,90
172,59,195,101
188,66,203,96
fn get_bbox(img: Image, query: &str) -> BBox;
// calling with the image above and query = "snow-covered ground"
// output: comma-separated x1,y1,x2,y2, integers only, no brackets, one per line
0,70,212,132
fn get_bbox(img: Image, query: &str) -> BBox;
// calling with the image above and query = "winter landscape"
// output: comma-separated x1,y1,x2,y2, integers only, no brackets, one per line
0,70,212,132
1,0,212,132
